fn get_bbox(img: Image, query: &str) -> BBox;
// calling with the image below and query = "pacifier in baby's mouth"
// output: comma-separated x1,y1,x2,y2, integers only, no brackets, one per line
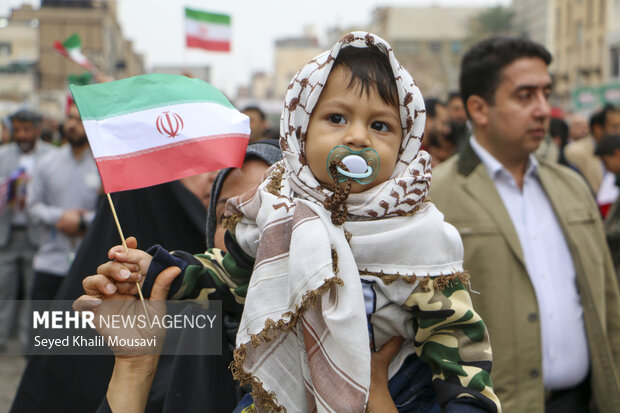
326,145,380,185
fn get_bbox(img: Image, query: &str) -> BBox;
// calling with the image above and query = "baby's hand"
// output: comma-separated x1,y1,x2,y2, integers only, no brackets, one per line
88,237,152,297
105,236,152,278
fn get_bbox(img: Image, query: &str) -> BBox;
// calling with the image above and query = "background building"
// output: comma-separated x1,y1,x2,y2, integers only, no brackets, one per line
552,0,609,109
0,7,38,114
273,30,323,101
3,0,144,119
369,6,482,97
606,0,620,89
513,0,552,47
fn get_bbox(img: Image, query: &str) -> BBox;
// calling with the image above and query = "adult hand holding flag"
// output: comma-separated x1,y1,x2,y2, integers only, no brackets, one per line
54,33,99,74
69,73,250,193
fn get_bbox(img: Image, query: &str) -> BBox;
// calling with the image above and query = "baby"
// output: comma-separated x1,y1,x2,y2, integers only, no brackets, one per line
100,32,501,413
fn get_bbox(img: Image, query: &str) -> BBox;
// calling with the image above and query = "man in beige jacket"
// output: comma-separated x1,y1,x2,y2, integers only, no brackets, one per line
431,37,620,413
564,106,620,200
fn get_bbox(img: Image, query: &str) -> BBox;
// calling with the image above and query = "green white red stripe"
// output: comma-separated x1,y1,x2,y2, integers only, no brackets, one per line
69,73,249,193
54,33,98,73
185,8,231,52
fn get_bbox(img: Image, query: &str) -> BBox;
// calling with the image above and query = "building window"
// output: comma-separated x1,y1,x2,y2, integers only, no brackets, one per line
611,46,620,79
604,0,610,23
450,41,461,54
0,42,11,56
429,41,441,54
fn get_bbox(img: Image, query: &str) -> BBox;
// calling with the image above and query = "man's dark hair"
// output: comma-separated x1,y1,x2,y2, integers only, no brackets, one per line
549,118,569,148
333,44,398,108
590,108,605,130
242,105,266,121
591,104,620,130
10,109,42,126
595,134,620,156
460,37,552,117
424,98,445,118
447,91,462,102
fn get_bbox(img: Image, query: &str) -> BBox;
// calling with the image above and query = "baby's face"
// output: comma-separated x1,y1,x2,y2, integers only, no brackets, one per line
305,66,402,193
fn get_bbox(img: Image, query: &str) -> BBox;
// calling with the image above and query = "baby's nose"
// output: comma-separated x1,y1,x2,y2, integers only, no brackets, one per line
343,122,371,148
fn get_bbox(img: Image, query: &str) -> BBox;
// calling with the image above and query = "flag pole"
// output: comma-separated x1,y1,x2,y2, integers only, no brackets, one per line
106,193,152,326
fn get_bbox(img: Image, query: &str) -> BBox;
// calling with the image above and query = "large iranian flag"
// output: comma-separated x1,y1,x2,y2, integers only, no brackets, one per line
185,7,231,52
69,74,249,193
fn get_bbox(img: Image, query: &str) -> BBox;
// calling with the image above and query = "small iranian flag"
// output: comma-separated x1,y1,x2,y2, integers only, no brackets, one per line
185,7,231,52
54,33,98,73
69,74,250,193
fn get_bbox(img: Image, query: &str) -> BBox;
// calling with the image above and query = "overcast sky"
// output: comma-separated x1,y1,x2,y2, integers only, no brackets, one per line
3,0,510,95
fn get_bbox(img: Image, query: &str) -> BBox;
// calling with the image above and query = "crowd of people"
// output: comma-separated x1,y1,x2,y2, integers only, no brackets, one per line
1,31,620,413
0,102,101,353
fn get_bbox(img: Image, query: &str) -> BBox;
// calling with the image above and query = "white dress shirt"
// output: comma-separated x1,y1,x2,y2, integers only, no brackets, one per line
470,136,590,390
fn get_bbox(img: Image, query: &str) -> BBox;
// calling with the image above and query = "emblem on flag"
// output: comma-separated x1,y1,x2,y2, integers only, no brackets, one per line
155,111,184,138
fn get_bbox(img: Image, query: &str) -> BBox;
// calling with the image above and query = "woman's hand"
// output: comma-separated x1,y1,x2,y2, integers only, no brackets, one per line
74,266,181,413
74,266,180,356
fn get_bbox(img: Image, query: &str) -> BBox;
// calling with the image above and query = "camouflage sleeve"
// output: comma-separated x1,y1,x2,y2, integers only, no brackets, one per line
142,232,254,315
404,275,501,413
168,232,255,315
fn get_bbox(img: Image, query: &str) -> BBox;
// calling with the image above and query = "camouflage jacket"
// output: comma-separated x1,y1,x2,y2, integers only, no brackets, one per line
143,235,501,413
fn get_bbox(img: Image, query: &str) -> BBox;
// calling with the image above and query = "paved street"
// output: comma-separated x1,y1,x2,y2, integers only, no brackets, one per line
0,339,26,413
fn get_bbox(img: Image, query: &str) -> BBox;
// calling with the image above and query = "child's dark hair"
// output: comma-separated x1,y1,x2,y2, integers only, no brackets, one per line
332,44,398,108
460,36,552,118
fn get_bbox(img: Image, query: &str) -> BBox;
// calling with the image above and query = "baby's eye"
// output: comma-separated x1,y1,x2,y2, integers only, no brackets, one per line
371,121,390,132
328,114,345,124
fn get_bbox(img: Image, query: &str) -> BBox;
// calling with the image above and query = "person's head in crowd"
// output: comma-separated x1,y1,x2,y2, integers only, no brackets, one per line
40,127,54,144
567,113,589,142
242,105,269,143
179,170,221,209
595,134,620,174
590,104,620,143
64,102,89,149
424,98,453,166
428,128,458,165
40,117,60,145
208,140,282,250
549,117,569,152
447,91,467,126
460,36,552,164
423,98,450,146
10,109,43,154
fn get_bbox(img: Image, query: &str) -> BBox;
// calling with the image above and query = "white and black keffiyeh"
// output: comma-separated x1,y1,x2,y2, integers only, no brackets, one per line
229,32,464,413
